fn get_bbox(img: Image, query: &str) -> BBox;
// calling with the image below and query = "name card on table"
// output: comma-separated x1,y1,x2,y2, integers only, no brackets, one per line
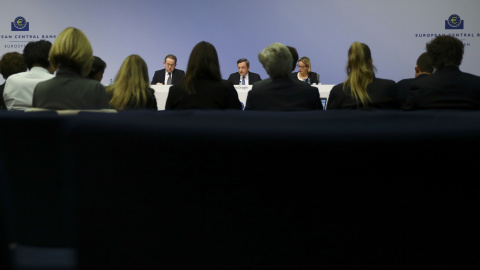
233,85,252,107
151,85,171,110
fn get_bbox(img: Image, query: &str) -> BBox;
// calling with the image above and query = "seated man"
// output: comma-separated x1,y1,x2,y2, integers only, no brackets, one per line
151,54,185,85
227,58,261,85
0,52,27,110
245,43,323,111
3,40,54,111
405,36,480,110
87,56,107,82
396,53,433,109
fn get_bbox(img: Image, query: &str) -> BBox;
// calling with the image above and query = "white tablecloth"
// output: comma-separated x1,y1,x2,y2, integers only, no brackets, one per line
151,84,334,110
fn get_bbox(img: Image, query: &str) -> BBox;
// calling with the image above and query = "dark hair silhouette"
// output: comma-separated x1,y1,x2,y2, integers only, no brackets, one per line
23,40,51,70
426,36,464,69
184,41,222,94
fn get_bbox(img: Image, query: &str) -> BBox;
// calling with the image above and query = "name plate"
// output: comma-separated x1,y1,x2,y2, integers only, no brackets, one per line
234,85,252,91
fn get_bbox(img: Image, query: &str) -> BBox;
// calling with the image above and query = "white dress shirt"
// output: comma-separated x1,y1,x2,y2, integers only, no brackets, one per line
3,67,54,110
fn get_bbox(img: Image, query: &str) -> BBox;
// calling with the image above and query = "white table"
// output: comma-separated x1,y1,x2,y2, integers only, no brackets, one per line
151,84,334,110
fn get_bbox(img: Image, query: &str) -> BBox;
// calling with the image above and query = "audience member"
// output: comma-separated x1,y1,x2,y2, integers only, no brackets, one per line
396,53,433,108
245,43,322,111
32,27,110,110
286,46,299,72
291,56,319,85
3,41,54,111
0,52,27,110
227,58,261,85
165,41,242,110
87,56,107,82
405,36,480,110
151,54,185,85
327,42,398,110
106,54,157,111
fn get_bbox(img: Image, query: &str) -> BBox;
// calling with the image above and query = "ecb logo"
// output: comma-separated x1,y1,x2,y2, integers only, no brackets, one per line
11,16,29,31
445,14,464,30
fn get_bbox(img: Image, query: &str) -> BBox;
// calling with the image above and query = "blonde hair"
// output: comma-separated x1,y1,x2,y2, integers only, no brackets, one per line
49,27,93,77
298,56,311,73
344,42,375,108
106,54,150,111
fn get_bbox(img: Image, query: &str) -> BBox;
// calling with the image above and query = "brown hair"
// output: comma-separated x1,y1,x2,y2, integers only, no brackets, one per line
183,41,221,94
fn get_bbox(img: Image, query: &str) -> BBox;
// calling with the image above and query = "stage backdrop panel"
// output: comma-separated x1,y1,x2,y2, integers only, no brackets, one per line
1,0,479,86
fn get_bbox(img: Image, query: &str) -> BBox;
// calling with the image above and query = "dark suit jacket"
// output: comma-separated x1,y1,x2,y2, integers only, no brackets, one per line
0,83,6,110
32,67,110,110
245,77,323,111
327,77,399,110
396,74,429,109
227,72,262,85
151,69,185,85
405,67,480,110
165,79,242,110
290,72,320,85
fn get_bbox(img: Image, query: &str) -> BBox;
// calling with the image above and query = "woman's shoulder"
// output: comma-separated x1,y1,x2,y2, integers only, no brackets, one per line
75,76,105,89
369,77,396,92
331,82,345,91
372,77,396,86
169,81,185,91
220,79,234,86
199,79,233,89
33,78,52,90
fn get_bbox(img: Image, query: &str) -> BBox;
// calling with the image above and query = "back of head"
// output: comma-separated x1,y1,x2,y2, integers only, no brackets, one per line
23,40,52,70
286,46,299,72
298,56,312,73
0,52,27,80
344,42,375,108
258,43,292,79
88,56,107,81
416,52,433,74
49,27,93,77
107,54,149,110
184,41,221,94
426,36,463,69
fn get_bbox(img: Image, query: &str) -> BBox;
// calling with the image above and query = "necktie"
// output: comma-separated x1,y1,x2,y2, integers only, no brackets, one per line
241,76,245,85
167,73,172,85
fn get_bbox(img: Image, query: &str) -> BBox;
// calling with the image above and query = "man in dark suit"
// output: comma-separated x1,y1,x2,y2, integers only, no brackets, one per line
245,43,322,111
405,36,480,110
151,54,185,85
227,58,261,85
396,52,433,108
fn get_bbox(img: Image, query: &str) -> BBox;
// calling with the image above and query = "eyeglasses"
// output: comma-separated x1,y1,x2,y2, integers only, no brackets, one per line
297,65,307,69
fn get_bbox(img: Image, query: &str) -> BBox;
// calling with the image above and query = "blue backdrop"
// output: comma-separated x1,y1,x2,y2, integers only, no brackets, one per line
1,0,479,85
